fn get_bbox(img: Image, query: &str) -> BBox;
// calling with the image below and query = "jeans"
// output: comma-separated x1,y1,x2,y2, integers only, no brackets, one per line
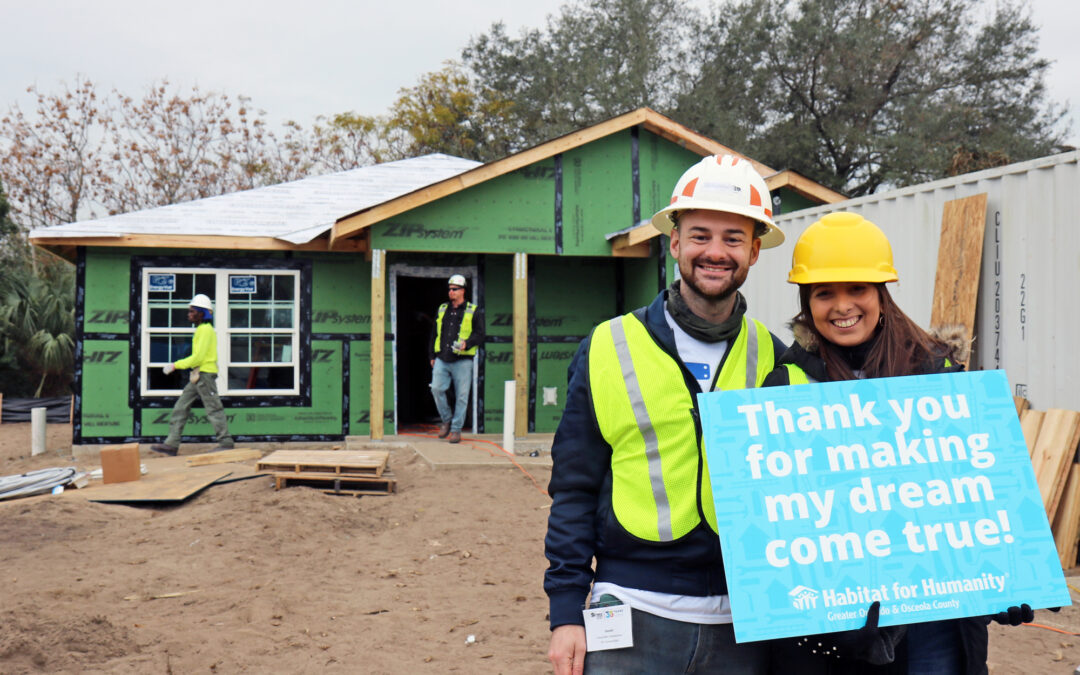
430,357,472,432
164,373,233,448
584,608,769,674
906,620,962,675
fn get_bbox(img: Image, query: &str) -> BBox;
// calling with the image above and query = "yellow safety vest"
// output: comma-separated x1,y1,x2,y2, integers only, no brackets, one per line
436,302,477,356
784,358,951,385
588,312,775,542
785,363,813,384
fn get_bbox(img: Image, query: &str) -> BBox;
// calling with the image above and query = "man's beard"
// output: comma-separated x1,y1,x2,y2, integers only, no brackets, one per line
679,260,748,304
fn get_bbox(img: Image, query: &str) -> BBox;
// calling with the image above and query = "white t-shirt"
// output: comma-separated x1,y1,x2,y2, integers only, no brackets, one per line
664,307,731,392
592,307,734,624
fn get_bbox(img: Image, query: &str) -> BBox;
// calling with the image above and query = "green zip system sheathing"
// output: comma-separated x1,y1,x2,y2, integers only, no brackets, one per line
76,248,392,443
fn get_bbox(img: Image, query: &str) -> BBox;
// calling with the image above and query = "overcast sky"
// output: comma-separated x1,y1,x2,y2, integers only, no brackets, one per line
3,0,1077,147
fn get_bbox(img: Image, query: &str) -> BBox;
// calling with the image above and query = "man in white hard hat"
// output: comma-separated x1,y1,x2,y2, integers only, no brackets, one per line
544,155,787,674
150,294,234,455
428,274,484,443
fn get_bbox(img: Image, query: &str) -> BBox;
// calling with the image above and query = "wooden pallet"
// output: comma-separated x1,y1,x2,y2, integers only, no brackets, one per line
273,471,396,496
256,450,389,478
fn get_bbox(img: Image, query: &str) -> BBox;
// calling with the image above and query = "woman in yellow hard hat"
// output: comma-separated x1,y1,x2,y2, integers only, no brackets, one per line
763,212,1027,674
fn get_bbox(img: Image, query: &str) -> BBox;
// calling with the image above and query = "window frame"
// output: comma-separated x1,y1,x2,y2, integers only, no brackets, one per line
131,256,312,408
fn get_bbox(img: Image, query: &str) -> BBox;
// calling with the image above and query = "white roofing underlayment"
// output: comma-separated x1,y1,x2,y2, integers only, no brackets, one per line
28,153,481,245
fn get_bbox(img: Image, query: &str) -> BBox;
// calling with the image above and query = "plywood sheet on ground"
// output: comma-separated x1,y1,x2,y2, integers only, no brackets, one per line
186,448,262,466
83,466,232,503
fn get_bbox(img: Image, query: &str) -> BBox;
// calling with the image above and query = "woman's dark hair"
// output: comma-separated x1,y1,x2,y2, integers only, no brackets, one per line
794,283,953,381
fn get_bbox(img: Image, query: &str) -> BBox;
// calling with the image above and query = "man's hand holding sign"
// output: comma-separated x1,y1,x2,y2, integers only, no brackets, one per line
699,370,1070,644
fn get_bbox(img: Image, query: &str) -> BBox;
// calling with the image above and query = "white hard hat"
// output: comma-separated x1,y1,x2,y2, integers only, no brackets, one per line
650,154,783,248
448,274,466,287
189,294,214,311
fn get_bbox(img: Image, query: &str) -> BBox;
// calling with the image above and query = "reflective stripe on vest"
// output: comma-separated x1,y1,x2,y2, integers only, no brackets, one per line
436,302,476,356
589,312,775,542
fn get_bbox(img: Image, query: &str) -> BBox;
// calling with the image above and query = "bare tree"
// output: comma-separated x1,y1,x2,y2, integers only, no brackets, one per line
0,75,108,228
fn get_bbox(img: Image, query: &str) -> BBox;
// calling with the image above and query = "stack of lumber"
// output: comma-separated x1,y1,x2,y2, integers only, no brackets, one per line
256,449,396,496
1018,398,1080,569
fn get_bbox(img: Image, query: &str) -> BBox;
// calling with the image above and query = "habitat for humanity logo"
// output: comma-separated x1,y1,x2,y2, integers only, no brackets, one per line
789,585,819,610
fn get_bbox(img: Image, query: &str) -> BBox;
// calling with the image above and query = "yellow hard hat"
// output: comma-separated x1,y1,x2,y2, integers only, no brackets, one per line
788,212,898,284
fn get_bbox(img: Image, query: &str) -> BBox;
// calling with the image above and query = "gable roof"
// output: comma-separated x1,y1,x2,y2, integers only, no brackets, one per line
29,153,481,258
328,108,801,249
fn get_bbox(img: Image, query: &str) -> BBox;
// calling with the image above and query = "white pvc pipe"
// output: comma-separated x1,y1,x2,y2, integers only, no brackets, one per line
31,407,46,456
503,380,516,456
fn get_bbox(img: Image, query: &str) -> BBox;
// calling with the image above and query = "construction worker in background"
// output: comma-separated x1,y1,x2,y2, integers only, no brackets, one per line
545,155,788,674
150,294,234,456
428,274,484,444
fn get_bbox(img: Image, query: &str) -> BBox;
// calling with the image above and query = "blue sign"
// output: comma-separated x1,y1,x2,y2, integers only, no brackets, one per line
698,370,1070,643
148,273,176,293
230,275,256,294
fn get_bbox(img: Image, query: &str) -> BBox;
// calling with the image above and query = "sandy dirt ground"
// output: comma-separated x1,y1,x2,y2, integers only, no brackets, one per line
1,422,1079,674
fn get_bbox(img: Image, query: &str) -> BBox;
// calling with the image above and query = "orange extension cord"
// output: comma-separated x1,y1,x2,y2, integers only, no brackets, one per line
402,424,549,497
1016,583,1080,635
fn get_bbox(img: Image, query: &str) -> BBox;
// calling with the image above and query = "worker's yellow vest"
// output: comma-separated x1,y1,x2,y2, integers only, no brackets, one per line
784,358,951,385
436,302,477,356
588,312,774,542
785,363,813,384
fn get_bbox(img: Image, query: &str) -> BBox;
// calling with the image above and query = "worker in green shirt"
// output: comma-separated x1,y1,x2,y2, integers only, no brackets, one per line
150,294,234,455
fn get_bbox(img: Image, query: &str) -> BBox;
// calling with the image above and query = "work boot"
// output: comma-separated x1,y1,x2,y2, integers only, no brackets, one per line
149,444,178,456
438,422,451,439
210,439,235,452
448,431,461,444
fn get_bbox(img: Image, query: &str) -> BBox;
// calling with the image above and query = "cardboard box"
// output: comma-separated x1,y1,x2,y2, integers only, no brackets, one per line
101,443,141,484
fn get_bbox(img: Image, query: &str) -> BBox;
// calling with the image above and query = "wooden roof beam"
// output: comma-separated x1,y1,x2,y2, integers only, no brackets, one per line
765,170,847,204
29,232,370,254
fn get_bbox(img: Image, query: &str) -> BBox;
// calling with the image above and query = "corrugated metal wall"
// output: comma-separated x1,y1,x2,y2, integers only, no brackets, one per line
742,151,1080,411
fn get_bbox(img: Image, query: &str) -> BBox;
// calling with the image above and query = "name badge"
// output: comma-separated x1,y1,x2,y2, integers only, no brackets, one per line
583,601,633,651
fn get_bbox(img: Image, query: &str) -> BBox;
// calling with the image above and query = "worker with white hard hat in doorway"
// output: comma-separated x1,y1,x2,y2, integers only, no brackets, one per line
150,294,234,455
428,274,484,444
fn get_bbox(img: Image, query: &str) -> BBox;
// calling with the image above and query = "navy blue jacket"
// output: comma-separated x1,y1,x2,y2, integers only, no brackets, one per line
543,290,787,629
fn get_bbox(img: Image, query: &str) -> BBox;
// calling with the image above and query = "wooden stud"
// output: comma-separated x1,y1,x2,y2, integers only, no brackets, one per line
930,193,988,357
1021,409,1045,457
1031,409,1080,520
763,170,847,204
1014,396,1030,417
1052,464,1080,569
0,393,3,425
370,249,386,440
513,253,529,438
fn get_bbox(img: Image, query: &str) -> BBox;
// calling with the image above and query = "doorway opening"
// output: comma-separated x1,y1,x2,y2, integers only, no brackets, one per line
393,274,475,432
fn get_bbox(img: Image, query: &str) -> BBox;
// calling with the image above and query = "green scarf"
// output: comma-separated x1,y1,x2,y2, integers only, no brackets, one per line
665,280,747,343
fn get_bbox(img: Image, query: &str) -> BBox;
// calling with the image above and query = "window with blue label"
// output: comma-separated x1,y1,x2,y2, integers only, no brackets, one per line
141,268,300,396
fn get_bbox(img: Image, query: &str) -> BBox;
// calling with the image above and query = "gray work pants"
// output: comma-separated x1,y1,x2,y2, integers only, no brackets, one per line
164,374,233,448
